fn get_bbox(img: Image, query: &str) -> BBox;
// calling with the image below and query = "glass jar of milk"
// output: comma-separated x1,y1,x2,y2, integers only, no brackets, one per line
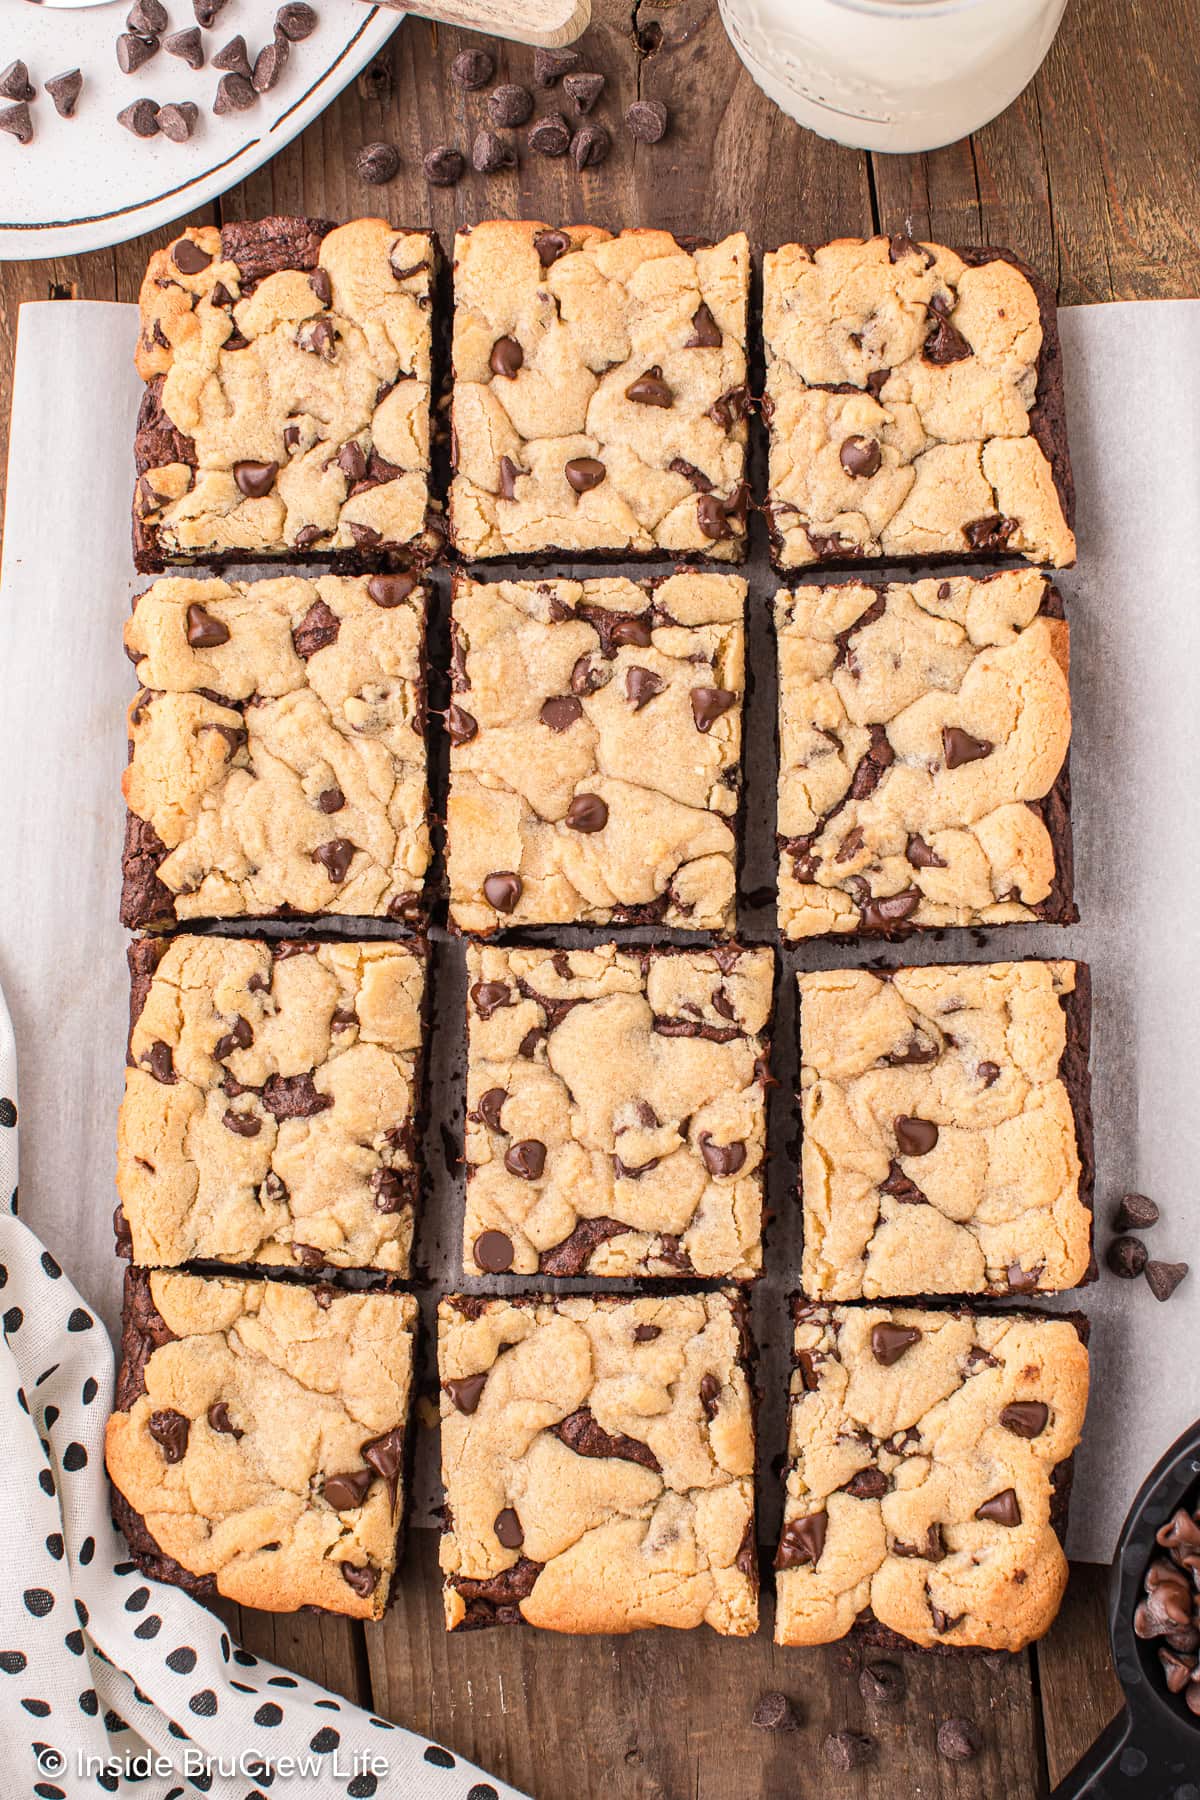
717,0,1069,153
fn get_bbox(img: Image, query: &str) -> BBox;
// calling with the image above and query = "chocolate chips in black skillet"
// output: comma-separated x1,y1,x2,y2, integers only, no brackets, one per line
1135,1499,1200,1717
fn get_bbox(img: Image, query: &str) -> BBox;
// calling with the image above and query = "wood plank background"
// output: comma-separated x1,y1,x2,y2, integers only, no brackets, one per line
2,0,1188,1790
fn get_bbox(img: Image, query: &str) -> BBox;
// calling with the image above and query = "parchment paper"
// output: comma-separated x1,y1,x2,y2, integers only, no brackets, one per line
0,295,1197,1565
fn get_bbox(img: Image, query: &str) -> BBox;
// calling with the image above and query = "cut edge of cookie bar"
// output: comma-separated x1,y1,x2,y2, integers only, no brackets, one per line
106,1266,419,1620
446,570,747,937
436,1287,759,1637
116,933,430,1278
762,236,1075,572
133,217,441,573
447,220,751,564
462,941,775,1281
774,569,1077,942
796,958,1095,1301
119,572,432,932
772,1297,1090,1654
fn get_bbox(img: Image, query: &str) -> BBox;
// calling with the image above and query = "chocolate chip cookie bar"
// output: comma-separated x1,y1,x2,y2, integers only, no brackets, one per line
449,222,750,561
763,236,1075,570
120,572,430,929
133,217,435,570
464,944,772,1279
118,935,425,1275
447,573,745,934
106,1269,418,1619
773,1300,1089,1651
798,961,1093,1300
438,1292,758,1635
775,570,1074,939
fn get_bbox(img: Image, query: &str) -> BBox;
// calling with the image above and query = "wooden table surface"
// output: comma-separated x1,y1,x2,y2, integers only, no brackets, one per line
5,0,1197,1792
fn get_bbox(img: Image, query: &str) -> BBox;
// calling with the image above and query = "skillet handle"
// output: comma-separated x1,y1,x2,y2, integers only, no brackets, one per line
1048,1707,1131,1799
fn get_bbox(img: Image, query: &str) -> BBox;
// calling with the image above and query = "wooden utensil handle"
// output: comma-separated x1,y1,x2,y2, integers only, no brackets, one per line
371,0,591,49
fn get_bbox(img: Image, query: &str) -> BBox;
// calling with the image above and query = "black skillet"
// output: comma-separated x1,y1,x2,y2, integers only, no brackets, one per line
1051,1416,1200,1797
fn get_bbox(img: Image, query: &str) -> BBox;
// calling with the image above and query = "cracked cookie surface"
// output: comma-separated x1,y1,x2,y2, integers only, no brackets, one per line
763,237,1074,570
773,1301,1088,1651
464,944,772,1279
134,217,434,569
120,573,430,928
438,1292,758,1636
118,935,425,1275
447,573,745,933
449,222,750,560
775,570,1073,939
106,1269,417,1619
799,961,1092,1299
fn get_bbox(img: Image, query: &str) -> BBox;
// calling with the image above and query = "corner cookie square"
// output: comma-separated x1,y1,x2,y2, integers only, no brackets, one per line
438,1291,758,1636
106,1270,418,1619
449,222,750,560
121,573,430,928
798,960,1093,1299
463,944,773,1279
447,573,745,933
118,935,426,1275
775,570,1074,939
773,1300,1089,1651
763,236,1074,570
134,218,436,569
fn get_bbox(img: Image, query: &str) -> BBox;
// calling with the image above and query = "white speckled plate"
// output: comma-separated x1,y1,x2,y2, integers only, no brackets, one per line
0,0,402,260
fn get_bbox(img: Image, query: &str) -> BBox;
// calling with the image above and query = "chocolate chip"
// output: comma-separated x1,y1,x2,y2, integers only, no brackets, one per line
117,99,160,138
686,303,722,348
117,33,159,75
312,839,356,883
895,1115,938,1157
1006,1260,1041,1293
183,602,229,649
534,46,579,85
697,492,736,541
477,1088,507,1133
844,1467,889,1499
930,1603,965,1634
699,1135,746,1177
213,72,256,113
964,513,1018,552
840,435,882,478
625,366,674,408
494,1507,524,1549
221,1108,260,1138
474,1230,514,1273
977,1060,1001,1087
936,1718,983,1762
0,102,31,143
526,110,572,157
1000,1401,1049,1438
823,1732,875,1772
149,1408,189,1463
158,101,199,142
340,1563,379,1597
173,240,212,279
860,889,921,931
212,34,251,76
775,1511,826,1569
1107,1233,1148,1278
481,339,524,386
625,666,664,711
534,228,572,266
144,1040,175,1084
160,28,205,72
325,1469,373,1510
483,871,522,914
447,704,478,746
45,70,84,116
608,616,653,649
369,1168,405,1214
367,572,417,608
924,296,973,366
540,695,583,732
444,1373,487,1415
871,1322,921,1366
859,1662,905,1706
193,0,227,22
489,83,533,127
634,1324,661,1343
356,139,400,184
904,835,945,875
690,686,736,733
563,71,604,112
129,0,167,29
254,36,290,91
0,60,34,101
565,793,608,833
233,460,278,497
504,1140,547,1181
470,981,511,1020
1115,1192,1160,1231
564,456,606,493
450,46,494,88
362,1426,405,1504
625,98,668,143
1146,1259,1189,1301
699,1373,721,1420
214,1015,253,1058
472,128,515,174
571,121,610,168
207,1401,242,1438
752,1692,798,1732
496,455,525,501
943,726,993,769
976,1488,1022,1527
423,144,464,187
274,2,318,40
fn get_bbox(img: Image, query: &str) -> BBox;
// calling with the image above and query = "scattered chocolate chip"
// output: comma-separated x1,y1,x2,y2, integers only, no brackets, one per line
472,127,514,173
253,36,289,92
450,46,494,88
1115,1192,1160,1231
528,110,571,157
193,0,227,22
840,435,882,478
0,101,32,144
274,2,317,41
489,334,524,377
489,82,532,127
0,60,34,102
870,1322,921,1366
149,1408,189,1463
325,1468,373,1510
625,98,667,143
45,70,83,117
1000,1401,1049,1438
1107,1233,1148,1278
494,1507,524,1548
505,1139,547,1181
474,1229,514,1273
356,139,399,183
117,33,160,75
340,1563,378,1597
233,459,278,497
895,1114,938,1156
156,100,198,141
571,121,609,168
563,71,604,112
625,666,664,711
117,98,160,137
312,838,355,883
1146,1259,1189,1302
626,366,673,407
752,1692,799,1732
423,144,464,186
775,1511,826,1569
565,793,608,833
976,1488,1022,1527
943,726,993,769
367,572,417,608
128,0,167,31
564,456,606,493
444,1372,487,1415
207,1401,242,1438
483,871,522,913
212,34,251,76
859,1662,905,1706
686,302,722,348
936,1718,983,1762
213,72,256,112
446,704,478,746
534,46,579,85
823,1731,875,1772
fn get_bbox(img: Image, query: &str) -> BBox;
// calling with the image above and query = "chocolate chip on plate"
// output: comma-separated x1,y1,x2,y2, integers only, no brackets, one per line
117,97,161,136
423,144,464,186
563,71,604,112
213,71,255,112
0,101,32,144
488,82,532,127
571,121,609,168
274,2,318,41
1107,1233,1148,1278
1146,1259,1189,1302
212,34,251,76
164,28,204,68
823,1731,875,1771
253,36,289,91
751,1692,798,1732
1115,1191,1160,1231
626,98,668,143
472,127,514,173
193,0,227,23
0,61,34,102
117,33,160,76
158,100,199,141
534,46,579,85
45,70,83,117
528,111,570,157
128,0,168,33
936,1718,983,1762
356,140,399,183
450,46,494,89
